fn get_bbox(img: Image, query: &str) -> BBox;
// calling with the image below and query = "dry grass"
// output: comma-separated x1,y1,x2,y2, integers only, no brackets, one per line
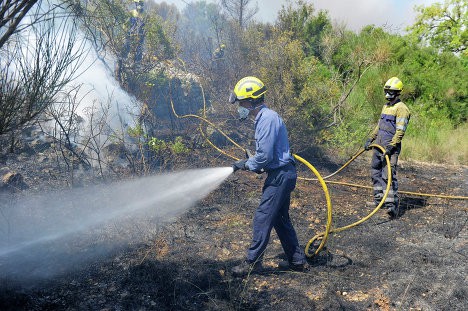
401,122,468,165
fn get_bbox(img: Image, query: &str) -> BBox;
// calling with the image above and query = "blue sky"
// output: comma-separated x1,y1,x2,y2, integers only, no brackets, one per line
156,0,441,32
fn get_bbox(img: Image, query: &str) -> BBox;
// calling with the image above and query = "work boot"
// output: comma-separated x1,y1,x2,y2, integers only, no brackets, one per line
278,261,309,272
231,260,262,277
386,204,398,218
374,194,383,208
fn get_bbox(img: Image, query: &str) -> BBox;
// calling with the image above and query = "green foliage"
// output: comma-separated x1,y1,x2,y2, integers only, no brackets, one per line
318,21,467,161
246,26,333,147
253,30,305,115
402,111,468,164
127,124,144,138
80,0,176,67
293,26,393,150
295,56,339,129
80,0,129,56
170,136,190,154
144,14,176,60
169,0,467,163
329,68,383,153
146,69,169,87
148,137,166,152
148,136,189,155
330,26,393,77
277,0,332,57
391,40,468,125
407,0,467,55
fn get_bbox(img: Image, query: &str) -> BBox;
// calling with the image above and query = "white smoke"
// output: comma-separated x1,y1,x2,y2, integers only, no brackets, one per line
12,1,141,143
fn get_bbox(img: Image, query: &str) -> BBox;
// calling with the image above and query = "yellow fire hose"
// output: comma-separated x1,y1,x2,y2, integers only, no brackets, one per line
292,153,336,257
301,144,391,257
167,90,467,258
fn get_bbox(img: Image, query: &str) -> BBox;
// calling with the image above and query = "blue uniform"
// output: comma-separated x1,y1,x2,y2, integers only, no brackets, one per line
245,107,306,265
122,9,145,63
370,99,410,207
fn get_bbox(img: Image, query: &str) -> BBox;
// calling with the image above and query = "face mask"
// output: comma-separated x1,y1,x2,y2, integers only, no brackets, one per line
238,106,250,120
385,90,398,101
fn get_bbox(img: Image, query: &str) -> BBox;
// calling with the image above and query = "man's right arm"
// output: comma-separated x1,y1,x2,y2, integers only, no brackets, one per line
368,105,385,142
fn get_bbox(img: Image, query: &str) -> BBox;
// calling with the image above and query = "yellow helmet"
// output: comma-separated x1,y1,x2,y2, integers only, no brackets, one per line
220,44,226,49
384,77,403,92
229,76,267,103
134,0,144,9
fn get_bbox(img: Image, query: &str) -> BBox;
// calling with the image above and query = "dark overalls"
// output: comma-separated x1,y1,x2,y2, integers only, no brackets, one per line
247,162,306,265
371,144,400,208
244,107,306,265
371,100,410,209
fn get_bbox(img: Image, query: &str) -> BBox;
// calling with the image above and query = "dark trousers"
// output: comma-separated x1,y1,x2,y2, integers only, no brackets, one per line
247,163,306,264
371,149,399,207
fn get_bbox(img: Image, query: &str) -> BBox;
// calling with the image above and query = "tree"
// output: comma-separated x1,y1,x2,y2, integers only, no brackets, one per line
0,5,87,140
277,0,331,58
391,39,468,125
408,0,467,55
150,1,179,23
220,0,258,28
0,0,40,49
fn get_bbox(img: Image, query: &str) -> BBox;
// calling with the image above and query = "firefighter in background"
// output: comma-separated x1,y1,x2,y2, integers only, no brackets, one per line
364,77,411,218
212,43,226,73
122,0,145,63
213,43,225,60
230,77,307,276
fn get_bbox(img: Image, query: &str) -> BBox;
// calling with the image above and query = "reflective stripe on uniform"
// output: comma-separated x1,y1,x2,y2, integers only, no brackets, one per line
396,117,409,131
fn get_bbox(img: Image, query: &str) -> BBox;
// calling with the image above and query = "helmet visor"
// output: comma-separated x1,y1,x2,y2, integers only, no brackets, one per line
384,90,398,96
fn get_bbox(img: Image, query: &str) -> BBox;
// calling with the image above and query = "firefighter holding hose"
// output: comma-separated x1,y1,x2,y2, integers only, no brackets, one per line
229,76,308,276
364,77,411,218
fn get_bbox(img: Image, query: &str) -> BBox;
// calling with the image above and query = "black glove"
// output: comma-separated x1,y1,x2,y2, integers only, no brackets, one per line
232,159,248,172
364,139,373,151
384,145,395,157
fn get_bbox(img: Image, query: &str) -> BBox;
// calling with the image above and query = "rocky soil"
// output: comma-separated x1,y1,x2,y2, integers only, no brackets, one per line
0,145,467,311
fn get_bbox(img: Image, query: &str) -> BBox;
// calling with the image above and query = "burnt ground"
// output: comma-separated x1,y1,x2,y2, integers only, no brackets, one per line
0,150,467,311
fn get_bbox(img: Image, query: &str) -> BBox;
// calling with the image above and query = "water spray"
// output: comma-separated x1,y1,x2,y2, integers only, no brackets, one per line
0,167,233,281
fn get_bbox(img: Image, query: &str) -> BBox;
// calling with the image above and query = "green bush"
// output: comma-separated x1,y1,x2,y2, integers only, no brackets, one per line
147,136,189,155
148,137,166,152
169,136,189,154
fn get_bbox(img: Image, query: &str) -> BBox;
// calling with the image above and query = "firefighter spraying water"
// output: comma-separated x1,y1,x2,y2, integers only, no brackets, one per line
228,77,308,276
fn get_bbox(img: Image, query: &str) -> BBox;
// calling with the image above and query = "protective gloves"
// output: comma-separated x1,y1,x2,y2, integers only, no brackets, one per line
364,139,373,151
384,145,396,157
232,159,248,172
